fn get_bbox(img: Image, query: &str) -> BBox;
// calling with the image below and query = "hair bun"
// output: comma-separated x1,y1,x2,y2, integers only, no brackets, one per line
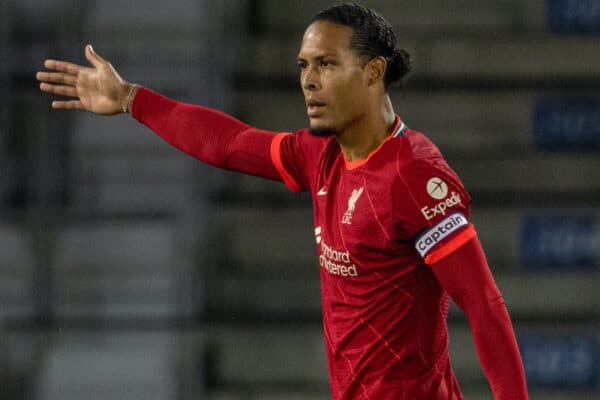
387,48,412,86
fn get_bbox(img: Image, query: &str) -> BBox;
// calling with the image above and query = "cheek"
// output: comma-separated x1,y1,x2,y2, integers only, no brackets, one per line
334,78,367,114
319,69,368,125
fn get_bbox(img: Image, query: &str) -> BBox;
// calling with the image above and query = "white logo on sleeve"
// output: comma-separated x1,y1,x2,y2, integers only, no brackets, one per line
415,213,468,257
426,177,448,200
421,177,463,220
314,226,322,244
317,186,328,196
341,187,364,225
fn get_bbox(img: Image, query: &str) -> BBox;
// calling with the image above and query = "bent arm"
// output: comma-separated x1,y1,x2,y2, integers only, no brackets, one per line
131,87,281,180
429,234,528,400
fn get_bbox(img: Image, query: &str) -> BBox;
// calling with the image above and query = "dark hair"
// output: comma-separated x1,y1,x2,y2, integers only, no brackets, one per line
312,3,411,88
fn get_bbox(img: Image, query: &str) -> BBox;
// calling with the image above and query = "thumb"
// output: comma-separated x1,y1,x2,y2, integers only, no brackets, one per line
85,44,106,67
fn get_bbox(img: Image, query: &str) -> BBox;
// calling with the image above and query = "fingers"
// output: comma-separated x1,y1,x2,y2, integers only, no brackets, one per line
40,44,103,77
43,59,84,75
85,44,107,68
40,44,103,79
39,82,78,97
51,100,84,110
36,71,77,86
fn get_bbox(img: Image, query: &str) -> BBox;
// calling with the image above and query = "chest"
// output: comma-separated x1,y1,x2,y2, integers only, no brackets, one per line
311,156,401,270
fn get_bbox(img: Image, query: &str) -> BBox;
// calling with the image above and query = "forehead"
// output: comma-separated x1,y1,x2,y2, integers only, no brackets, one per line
298,21,355,58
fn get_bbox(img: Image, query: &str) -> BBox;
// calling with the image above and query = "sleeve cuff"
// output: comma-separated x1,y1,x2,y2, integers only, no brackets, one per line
270,133,303,192
424,224,477,265
130,86,146,118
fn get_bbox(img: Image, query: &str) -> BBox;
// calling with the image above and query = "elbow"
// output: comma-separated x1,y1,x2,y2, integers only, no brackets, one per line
454,285,508,322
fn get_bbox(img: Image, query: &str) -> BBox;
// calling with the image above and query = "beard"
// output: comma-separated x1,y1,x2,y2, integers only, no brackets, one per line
309,126,337,137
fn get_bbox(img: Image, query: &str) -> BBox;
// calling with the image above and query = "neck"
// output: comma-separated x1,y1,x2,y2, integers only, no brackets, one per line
336,95,396,162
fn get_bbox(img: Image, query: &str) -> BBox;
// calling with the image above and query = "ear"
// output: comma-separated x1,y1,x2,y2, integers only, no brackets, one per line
365,56,387,86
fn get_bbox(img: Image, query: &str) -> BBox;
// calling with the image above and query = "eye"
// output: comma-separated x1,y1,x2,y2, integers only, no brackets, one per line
297,60,307,70
320,59,334,68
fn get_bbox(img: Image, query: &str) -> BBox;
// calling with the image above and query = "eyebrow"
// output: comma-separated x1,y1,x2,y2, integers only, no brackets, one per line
296,53,336,63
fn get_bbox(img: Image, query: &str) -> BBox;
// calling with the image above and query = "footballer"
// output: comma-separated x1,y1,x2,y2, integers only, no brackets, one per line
37,3,528,399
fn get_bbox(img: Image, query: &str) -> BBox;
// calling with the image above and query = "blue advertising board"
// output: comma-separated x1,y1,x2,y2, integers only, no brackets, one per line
521,215,598,269
533,96,600,151
520,334,599,390
548,0,600,34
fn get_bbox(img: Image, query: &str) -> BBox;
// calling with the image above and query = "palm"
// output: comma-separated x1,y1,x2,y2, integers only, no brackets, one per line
36,45,130,115
77,64,124,114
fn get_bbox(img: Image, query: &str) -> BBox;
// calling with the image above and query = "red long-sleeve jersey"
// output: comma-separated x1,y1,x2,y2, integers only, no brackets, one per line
132,87,528,399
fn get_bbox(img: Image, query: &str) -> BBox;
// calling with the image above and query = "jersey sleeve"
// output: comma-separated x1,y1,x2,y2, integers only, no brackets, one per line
132,87,280,181
431,237,529,399
133,87,324,193
393,157,473,265
270,129,326,193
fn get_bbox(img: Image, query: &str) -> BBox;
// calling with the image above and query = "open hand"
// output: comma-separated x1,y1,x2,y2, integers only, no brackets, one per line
36,44,132,115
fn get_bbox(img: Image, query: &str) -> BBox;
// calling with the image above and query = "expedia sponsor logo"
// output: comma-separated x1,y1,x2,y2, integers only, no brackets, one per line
415,213,468,257
318,239,358,277
426,177,448,200
421,191,462,220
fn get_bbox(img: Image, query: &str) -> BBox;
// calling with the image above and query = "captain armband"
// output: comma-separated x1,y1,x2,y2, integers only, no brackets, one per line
414,212,477,265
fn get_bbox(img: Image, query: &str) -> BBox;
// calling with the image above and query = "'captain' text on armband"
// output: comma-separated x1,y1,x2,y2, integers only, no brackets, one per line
415,213,468,257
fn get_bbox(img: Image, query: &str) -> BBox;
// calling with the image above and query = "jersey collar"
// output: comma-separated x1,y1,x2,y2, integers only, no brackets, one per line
344,115,406,170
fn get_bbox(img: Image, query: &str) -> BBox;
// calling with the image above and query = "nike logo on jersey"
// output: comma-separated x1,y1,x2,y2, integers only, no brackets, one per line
317,187,328,196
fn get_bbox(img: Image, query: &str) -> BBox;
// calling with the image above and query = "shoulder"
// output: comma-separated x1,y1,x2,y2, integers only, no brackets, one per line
279,128,339,162
393,128,446,171
390,127,471,223
391,128,467,187
286,128,329,143
274,128,338,192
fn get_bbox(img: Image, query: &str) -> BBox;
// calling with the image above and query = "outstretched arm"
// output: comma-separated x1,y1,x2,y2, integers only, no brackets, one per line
130,87,281,179
37,45,284,181
429,234,529,400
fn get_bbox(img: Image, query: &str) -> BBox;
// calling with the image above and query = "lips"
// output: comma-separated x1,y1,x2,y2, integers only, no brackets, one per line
306,99,326,117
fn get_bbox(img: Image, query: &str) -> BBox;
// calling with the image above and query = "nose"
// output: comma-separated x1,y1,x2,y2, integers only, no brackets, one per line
301,66,320,91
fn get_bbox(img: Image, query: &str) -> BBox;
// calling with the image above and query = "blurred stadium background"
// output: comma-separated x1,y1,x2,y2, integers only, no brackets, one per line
1,0,599,399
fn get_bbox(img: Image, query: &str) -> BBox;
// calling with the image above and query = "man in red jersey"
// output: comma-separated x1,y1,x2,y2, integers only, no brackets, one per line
37,3,528,399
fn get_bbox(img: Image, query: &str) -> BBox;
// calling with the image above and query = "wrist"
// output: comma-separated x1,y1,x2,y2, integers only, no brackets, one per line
121,83,140,114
